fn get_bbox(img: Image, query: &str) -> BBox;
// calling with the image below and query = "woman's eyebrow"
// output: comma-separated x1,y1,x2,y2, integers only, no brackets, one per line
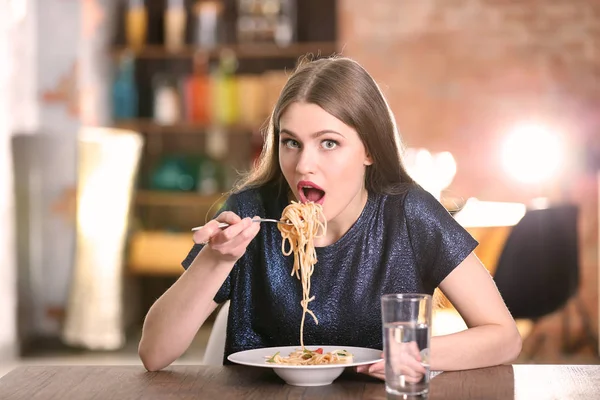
280,129,345,138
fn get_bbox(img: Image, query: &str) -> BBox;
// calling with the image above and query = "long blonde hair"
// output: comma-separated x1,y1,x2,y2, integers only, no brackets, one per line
233,56,415,194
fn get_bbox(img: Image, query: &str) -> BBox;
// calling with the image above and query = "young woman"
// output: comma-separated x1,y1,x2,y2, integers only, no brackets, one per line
138,56,522,380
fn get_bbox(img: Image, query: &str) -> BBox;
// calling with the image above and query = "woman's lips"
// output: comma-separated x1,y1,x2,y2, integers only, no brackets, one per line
297,180,324,192
298,190,326,205
297,180,326,205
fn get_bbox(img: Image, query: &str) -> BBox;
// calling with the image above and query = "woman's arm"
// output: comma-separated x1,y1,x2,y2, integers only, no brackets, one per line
138,213,260,372
430,252,522,370
138,248,230,372
358,252,521,379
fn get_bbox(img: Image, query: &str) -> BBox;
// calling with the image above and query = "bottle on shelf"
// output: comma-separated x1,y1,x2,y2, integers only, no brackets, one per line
152,74,182,126
164,0,187,52
196,155,225,196
125,0,148,51
211,49,239,126
193,0,223,49
236,0,296,45
112,52,138,121
149,155,197,192
236,74,264,126
183,51,211,125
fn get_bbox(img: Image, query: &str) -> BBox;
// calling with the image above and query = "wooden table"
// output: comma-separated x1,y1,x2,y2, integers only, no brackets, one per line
0,364,598,399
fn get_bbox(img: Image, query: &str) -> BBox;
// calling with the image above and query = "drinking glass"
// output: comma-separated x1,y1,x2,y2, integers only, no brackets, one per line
381,293,432,396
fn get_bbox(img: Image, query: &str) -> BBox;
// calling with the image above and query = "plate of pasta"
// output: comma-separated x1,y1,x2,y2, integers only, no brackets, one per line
227,345,383,386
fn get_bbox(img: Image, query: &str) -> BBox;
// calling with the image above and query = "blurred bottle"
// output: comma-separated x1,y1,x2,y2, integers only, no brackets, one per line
236,0,256,43
236,74,264,126
275,14,293,47
153,74,182,125
183,52,211,125
164,0,187,51
193,1,223,49
149,155,197,192
236,0,295,45
112,53,138,120
196,156,224,196
211,49,239,126
125,0,148,51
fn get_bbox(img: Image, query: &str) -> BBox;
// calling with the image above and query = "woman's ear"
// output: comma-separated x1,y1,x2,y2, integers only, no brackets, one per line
364,153,373,166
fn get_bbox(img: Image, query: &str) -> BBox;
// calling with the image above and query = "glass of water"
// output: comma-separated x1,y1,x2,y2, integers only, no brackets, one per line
381,293,432,396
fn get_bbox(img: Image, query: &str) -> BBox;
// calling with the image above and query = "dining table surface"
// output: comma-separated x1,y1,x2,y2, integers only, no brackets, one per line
0,363,599,399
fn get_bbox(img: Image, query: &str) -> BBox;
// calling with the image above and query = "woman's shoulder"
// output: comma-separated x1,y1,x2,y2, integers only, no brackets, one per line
377,184,458,234
226,183,284,217
379,184,440,212
228,186,261,203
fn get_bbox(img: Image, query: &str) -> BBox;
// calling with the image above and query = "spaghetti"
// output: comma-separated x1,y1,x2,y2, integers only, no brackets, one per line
266,201,353,365
277,201,326,349
266,347,353,366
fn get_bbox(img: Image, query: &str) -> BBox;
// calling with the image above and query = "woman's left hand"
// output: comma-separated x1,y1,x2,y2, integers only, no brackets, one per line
356,342,427,382
356,355,386,380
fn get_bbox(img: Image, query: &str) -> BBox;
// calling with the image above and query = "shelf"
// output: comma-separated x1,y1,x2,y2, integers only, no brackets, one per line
113,119,257,135
135,190,227,207
111,42,338,60
127,231,190,276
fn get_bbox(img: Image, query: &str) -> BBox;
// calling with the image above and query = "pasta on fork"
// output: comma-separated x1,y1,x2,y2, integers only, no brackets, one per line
265,201,353,365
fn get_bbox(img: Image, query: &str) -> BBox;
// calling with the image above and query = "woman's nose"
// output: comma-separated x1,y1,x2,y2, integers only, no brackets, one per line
295,148,318,175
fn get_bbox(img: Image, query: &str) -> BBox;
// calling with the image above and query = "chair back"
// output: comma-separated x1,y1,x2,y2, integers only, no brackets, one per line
493,204,580,319
202,301,230,365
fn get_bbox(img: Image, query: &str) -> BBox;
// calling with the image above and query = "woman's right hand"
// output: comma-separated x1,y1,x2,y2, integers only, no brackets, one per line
192,211,261,263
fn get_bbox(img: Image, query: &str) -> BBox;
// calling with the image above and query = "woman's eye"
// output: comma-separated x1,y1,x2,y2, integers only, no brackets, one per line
282,139,300,149
322,140,338,150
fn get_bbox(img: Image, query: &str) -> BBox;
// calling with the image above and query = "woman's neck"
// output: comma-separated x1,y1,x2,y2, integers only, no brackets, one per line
314,188,369,247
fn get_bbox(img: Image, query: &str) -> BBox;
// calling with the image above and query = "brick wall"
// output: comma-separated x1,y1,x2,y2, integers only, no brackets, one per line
340,0,599,356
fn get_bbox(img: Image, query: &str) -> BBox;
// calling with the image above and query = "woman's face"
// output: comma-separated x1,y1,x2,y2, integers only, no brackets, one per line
278,102,372,225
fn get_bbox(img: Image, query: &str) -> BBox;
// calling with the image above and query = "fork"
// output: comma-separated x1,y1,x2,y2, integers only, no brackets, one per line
191,218,293,231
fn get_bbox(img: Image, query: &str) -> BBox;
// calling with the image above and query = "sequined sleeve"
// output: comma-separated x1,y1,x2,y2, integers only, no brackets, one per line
181,195,239,304
403,187,478,290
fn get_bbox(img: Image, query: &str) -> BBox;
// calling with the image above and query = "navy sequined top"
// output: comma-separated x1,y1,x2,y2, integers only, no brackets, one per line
182,183,478,364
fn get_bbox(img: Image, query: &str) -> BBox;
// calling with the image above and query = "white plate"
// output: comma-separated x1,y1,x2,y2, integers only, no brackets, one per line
227,345,383,386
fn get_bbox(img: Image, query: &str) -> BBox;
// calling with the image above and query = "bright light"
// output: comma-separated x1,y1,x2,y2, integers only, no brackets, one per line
454,198,526,228
9,0,28,23
404,148,457,200
501,124,564,184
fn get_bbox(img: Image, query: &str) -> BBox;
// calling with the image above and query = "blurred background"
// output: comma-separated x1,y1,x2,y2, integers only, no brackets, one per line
0,0,599,375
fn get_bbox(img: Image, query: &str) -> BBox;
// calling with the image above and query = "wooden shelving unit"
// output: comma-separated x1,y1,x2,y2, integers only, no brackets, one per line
128,231,192,276
128,191,228,276
114,119,259,135
135,190,226,207
113,0,338,279
111,42,338,60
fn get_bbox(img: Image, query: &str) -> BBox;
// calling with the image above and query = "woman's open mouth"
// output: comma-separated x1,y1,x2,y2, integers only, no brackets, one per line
297,181,326,205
